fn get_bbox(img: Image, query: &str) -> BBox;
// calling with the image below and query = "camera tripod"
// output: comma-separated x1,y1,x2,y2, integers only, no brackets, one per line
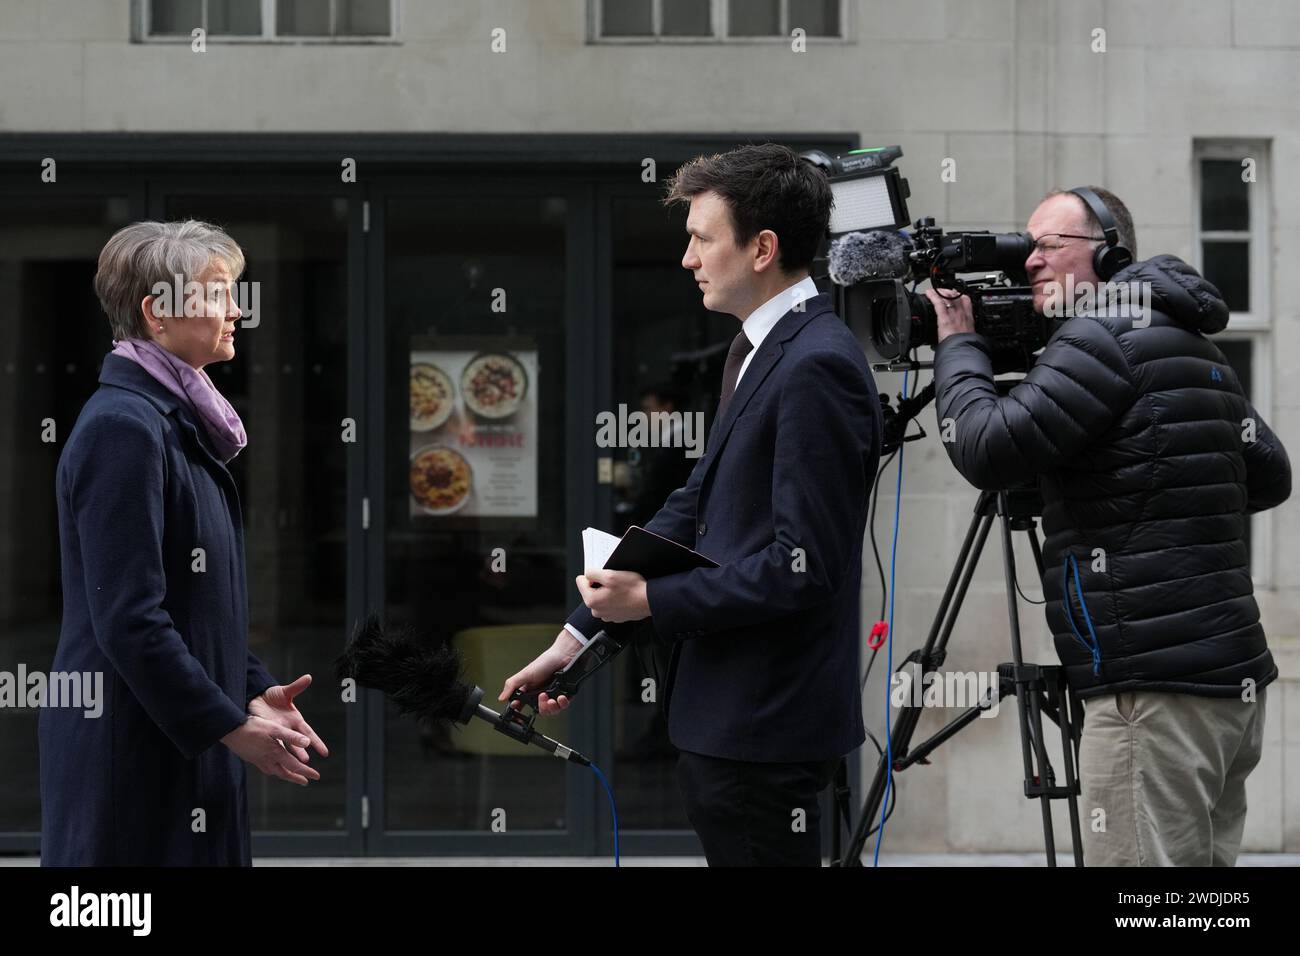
830,487,1086,867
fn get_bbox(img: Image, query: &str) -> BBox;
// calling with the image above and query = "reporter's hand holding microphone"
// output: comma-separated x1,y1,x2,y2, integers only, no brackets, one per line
498,568,650,717
499,629,580,717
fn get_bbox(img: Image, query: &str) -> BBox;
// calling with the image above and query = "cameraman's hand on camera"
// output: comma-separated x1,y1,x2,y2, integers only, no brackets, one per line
927,288,975,343
498,629,583,717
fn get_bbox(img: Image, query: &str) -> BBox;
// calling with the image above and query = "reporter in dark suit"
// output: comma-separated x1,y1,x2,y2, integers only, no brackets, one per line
502,144,881,865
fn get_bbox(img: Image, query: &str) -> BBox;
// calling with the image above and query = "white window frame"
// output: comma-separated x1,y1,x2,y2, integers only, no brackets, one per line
1194,140,1275,587
1193,141,1270,333
1212,331,1274,587
589,0,852,44
135,0,401,44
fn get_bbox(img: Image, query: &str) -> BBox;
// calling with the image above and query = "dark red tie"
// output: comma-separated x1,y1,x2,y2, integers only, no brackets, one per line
717,330,755,421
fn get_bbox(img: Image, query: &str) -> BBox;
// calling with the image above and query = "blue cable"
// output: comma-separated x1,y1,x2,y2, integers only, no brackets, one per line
1063,554,1102,676
589,761,620,867
872,369,907,867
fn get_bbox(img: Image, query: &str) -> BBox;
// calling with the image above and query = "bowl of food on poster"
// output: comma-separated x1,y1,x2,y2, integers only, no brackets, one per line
409,445,473,516
410,362,456,432
460,352,528,421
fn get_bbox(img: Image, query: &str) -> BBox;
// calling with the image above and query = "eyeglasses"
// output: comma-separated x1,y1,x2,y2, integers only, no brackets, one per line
1029,233,1106,256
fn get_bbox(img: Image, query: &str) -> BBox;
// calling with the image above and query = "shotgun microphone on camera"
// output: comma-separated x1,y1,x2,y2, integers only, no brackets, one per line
828,229,915,285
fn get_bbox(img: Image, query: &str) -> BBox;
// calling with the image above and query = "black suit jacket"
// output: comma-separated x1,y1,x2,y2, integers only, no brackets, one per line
568,293,882,761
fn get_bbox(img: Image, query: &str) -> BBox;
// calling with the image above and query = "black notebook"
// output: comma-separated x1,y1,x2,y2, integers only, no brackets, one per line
586,525,717,579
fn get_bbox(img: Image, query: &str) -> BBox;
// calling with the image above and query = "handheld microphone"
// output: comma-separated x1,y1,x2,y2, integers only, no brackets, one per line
334,614,593,765
828,229,914,286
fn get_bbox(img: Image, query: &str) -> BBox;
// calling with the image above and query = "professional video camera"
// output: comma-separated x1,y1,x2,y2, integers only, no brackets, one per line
800,148,1088,869
803,146,1053,375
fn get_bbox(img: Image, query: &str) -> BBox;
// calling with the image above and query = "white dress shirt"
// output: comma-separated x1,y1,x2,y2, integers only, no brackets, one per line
736,274,820,384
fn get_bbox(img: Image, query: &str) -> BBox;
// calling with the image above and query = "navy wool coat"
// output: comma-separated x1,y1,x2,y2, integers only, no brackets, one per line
39,354,276,866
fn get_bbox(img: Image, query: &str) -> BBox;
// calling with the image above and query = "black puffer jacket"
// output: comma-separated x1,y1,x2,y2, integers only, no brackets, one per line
934,255,1291,698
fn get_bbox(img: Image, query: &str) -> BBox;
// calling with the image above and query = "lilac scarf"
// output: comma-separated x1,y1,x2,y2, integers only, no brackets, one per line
111,339,247,463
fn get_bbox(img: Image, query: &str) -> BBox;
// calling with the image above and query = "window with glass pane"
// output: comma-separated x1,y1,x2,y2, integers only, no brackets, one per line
1202,240,1249,313
1199,158,1252,314
601,0,654,36
148,0,390,38
789,0,840,35
728,0,841,36
1200,160,1250,232
608,195,732,829
662,0,712,36
0,196,132,833
596,0,840,40
1217,338,1254,572
278,0,332,36
149,0,203,34
729,0,782,35
150,0,261,35
335,0,390,36
383,196,570,831
163,193,352,831
208,0,262,34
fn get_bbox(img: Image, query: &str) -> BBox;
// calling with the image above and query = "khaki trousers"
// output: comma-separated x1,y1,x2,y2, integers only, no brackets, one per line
1079,687,1267,866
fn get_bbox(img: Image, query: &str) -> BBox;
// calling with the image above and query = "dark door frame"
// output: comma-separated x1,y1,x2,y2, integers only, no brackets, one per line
363,174,599,857
144,174,366,858
589,171,864,857
0,174,147,857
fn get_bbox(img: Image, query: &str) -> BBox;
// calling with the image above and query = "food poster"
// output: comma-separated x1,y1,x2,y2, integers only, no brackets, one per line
409,343,538,519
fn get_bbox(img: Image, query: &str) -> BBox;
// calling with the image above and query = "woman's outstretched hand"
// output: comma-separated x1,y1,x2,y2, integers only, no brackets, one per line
221,715,320,786
228,675,330,784
249,674,329,763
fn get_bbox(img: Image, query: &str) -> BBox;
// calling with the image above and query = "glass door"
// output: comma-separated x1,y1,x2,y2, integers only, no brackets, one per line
596,185,731,853
152,182,360,854
0,184,141,851
366,181,597,855
594,181,855,855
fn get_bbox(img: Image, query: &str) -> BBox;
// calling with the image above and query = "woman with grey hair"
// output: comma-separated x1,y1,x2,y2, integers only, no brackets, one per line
39,220,328,866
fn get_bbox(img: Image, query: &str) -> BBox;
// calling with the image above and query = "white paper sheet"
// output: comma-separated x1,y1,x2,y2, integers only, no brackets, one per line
581,527,622,572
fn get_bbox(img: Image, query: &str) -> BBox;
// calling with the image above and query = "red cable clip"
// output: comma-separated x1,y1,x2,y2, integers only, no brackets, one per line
867,620,889,649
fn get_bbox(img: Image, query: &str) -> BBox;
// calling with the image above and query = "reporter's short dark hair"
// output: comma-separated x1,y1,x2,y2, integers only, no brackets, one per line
663,143,832,275
1046,186,1138,259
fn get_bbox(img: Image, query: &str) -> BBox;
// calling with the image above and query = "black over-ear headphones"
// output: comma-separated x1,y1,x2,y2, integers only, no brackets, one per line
1069,187,1133,280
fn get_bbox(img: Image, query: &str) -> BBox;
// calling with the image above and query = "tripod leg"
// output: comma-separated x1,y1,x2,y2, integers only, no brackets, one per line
1052,676,1086,865
998,494,1058,865
1024,677,1059,863
829,757,852,865
845,501,997,865
850,694,927,865
925,491,999,657
1027,518,1086,865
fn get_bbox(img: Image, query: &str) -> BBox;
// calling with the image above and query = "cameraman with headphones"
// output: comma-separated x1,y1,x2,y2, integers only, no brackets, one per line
928,186,1291,866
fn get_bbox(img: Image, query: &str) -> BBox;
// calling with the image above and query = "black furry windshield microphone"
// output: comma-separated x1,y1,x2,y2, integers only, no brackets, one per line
335,614,591,765
828,229,914,286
